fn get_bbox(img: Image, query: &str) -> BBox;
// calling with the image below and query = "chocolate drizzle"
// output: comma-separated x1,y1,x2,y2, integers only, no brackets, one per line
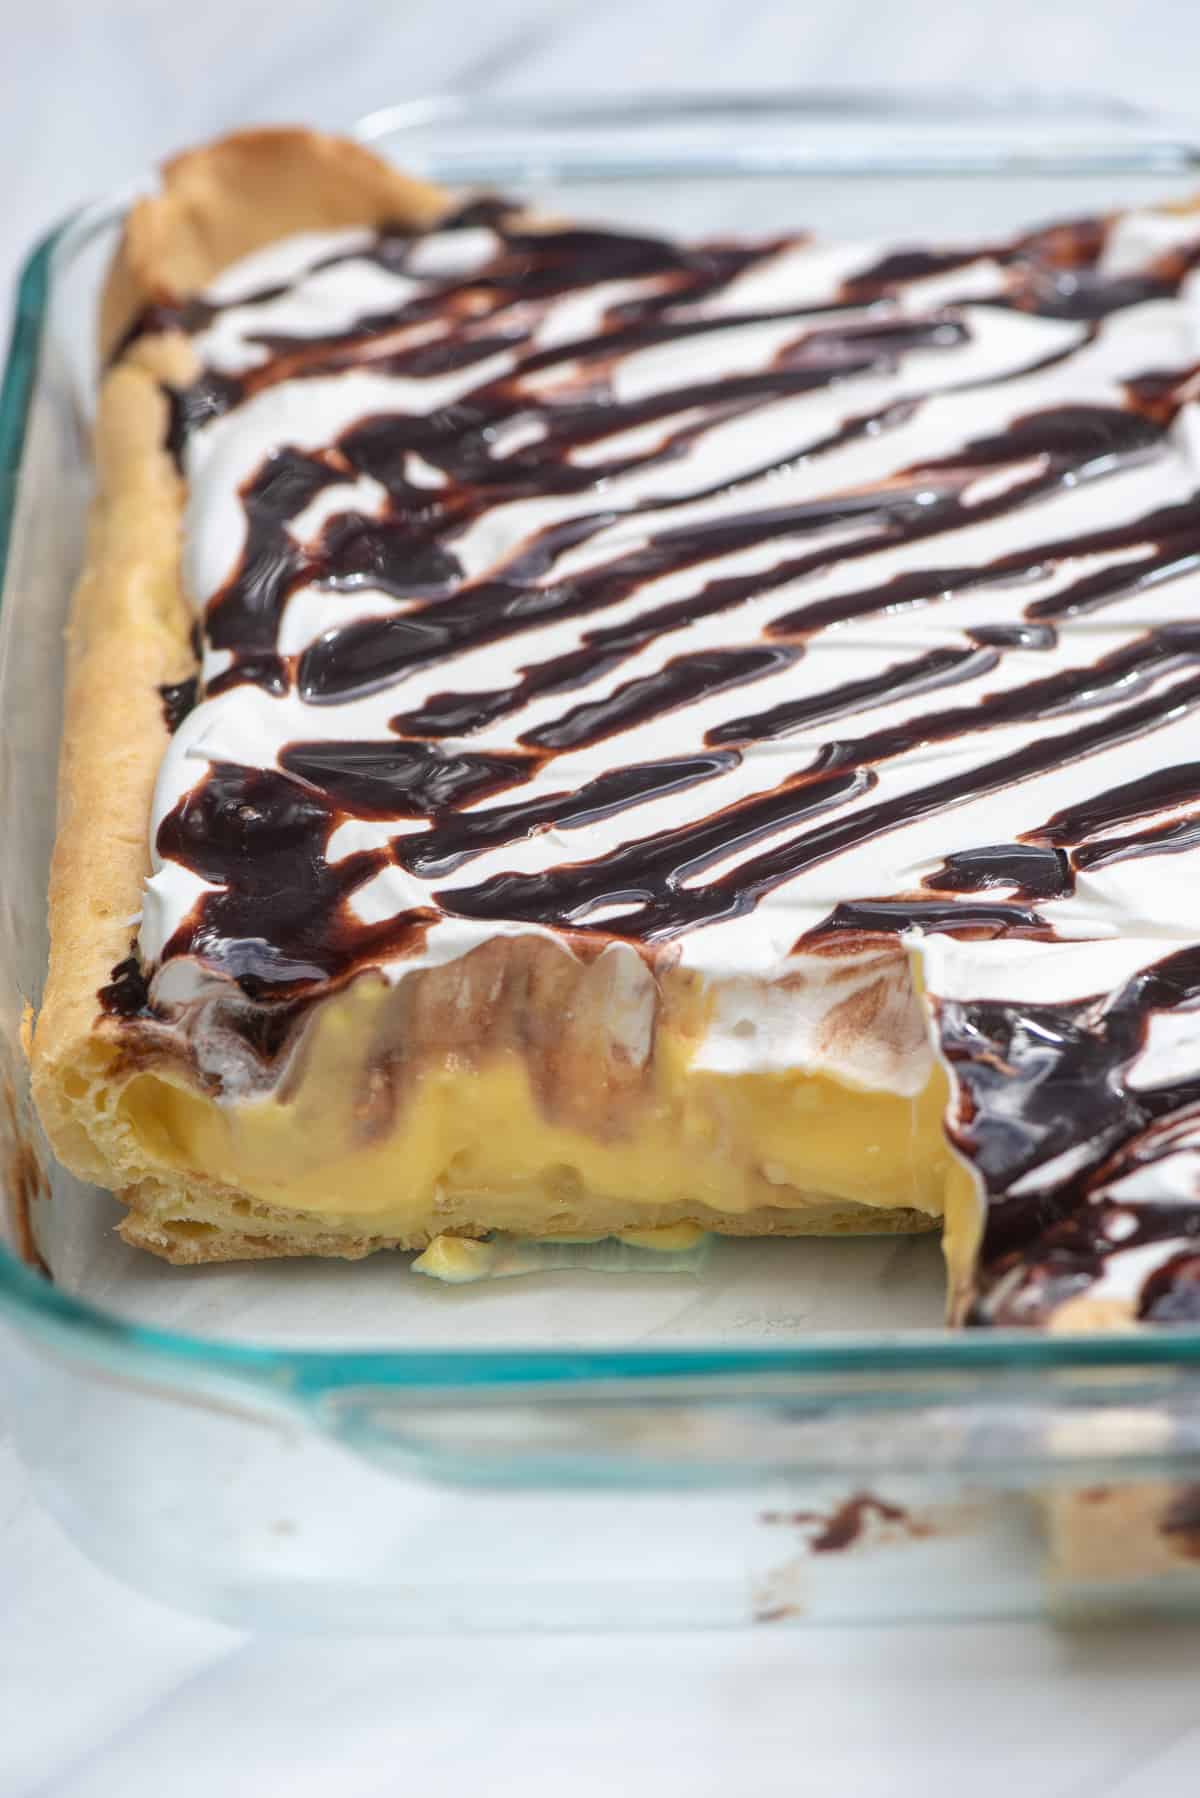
157,675,199,733
156,763,435,996
939,942,1200,1325
99,955,153,1018
762,1490,927,1552
137,207,1200,959
108,191,1200,1327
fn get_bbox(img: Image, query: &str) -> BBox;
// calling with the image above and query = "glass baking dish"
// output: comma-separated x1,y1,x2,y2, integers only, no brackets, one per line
6,91,1200,1632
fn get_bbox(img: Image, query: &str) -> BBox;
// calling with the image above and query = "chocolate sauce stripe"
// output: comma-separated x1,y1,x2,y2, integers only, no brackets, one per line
706,645,998,747
767,477,1189,641
393,750,741,880
199,226,1166,713
519,644,797,752
237,304,964,415
527,621,1199,832
437,661,1200,938
193,315,1099,684
384,574,1181,811
211,496,1200,927
1074,811,1200,872
123,204,1112,375
921,752,1200,901
182,223,799,420
1036,761,1200,844
385,463,1179,751
437,763,877,932
393,636,1199,882
292,417,1169,711
166,202,1134,428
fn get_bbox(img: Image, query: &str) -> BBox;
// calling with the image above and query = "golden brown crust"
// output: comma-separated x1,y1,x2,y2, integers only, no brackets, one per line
30,352,193,1181
115,1182,934,1266
33,128,456,1243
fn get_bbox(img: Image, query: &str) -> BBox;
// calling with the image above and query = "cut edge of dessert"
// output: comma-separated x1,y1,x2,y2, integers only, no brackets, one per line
32,127,976,1275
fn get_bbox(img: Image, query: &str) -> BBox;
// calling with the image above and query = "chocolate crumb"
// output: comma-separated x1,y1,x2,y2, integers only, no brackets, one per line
158,675,199,734
763,1491,931,1554
98,953,153,1019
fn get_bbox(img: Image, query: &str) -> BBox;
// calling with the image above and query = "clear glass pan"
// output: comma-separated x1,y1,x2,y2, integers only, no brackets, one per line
5,91,1200,1631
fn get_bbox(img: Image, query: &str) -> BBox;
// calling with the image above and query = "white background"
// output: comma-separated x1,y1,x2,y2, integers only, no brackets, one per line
5,1,1200,1792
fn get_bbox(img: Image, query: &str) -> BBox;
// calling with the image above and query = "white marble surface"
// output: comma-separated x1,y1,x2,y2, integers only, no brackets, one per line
7,0,1200,1790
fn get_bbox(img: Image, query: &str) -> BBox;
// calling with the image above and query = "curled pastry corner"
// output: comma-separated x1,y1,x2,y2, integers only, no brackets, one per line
99,125,450,359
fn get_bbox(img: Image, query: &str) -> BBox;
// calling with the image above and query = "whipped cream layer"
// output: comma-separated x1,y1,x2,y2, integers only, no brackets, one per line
112,193,1200,1319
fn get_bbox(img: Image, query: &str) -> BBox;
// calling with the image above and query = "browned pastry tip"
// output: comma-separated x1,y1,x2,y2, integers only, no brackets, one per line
100,126,450,358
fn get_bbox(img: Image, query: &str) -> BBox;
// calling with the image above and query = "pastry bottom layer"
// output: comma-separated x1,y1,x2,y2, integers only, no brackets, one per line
89,974,959,1265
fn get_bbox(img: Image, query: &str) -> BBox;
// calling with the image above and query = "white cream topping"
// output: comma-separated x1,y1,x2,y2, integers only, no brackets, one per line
140,204,1200,1121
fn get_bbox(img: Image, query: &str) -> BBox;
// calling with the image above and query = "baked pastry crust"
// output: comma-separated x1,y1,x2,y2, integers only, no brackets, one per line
31,127,940,1263
31,342,192,1186
31,130,455,1256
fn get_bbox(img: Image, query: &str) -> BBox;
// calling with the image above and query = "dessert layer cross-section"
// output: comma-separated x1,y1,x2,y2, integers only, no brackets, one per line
30,128,1200,1323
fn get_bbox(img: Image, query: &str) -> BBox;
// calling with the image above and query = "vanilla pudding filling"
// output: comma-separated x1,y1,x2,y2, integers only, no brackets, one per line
93,195,1200,1316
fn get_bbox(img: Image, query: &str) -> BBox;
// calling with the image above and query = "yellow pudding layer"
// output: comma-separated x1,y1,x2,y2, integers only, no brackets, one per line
110,966,957,1248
